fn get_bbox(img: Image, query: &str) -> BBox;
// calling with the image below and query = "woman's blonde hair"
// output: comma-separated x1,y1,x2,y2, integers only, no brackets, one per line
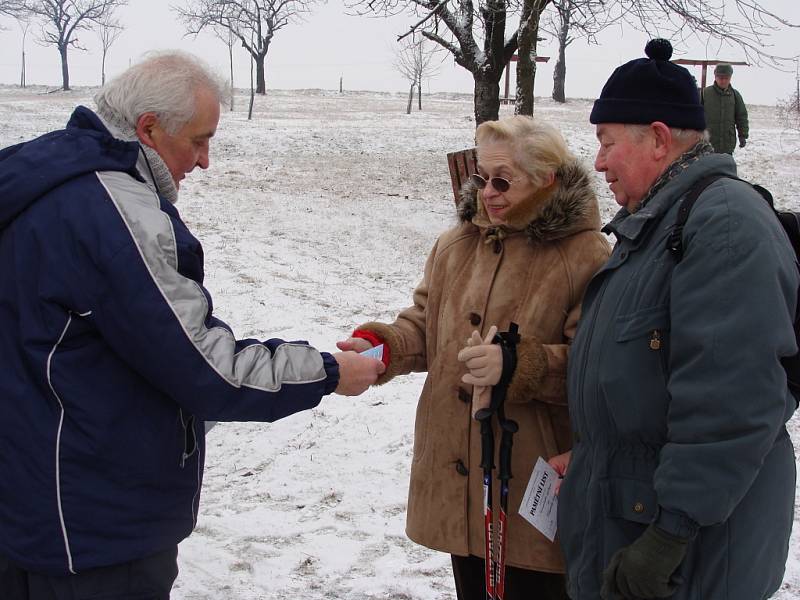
475,115,574,188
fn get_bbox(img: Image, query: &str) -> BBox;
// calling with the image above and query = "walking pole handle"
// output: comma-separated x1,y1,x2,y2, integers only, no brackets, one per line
476,408,495,471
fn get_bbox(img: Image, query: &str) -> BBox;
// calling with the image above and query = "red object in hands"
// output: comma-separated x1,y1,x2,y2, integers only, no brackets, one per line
352,330,390,368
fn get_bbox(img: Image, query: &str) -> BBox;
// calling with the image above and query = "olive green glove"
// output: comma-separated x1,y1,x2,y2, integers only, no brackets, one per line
600,524,689,599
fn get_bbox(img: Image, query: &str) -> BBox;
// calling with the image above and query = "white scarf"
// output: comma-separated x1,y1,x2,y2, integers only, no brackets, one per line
95,109,179,204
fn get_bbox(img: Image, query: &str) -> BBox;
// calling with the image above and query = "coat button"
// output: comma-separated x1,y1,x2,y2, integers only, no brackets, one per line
469,313,481,326
455,459,469,476
633,502,644,513
458,388,471,403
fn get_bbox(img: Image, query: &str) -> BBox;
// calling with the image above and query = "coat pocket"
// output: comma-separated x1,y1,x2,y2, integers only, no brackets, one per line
613,304,671,388
614,304,670,343
599,478,658,565
600,477,657,523
598,305,671,434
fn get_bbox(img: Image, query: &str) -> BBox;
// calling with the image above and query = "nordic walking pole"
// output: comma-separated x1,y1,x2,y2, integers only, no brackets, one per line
475,407,496,600
490,323,520,600
496,410,518,600
468,326,498,600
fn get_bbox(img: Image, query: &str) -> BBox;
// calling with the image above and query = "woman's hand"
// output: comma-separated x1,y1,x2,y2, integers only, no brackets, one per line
458,326,497,417
548,450,571,495
458,326,501,388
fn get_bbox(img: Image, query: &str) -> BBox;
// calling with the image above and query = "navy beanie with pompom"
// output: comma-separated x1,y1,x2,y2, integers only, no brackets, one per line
590,39,706,130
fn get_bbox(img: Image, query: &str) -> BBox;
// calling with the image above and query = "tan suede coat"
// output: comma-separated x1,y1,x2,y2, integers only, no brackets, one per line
357,159,610,573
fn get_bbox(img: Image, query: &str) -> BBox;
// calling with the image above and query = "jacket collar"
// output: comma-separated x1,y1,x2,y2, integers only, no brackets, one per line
712,82,734,96
603,152,738,242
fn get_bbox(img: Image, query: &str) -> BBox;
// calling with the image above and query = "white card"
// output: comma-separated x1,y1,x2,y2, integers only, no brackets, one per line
518,456,559,542
360,344,384,360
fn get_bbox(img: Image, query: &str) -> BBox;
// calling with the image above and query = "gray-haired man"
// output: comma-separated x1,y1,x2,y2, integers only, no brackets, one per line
0,51,384,599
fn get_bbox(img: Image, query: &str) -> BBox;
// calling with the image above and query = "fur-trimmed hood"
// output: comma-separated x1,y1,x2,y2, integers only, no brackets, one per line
457,158,602,243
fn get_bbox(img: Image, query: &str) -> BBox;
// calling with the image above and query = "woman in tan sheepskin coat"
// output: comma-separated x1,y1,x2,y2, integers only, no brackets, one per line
338,116,610,599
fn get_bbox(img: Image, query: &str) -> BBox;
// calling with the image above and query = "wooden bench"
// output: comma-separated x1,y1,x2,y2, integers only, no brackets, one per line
446,147,478,205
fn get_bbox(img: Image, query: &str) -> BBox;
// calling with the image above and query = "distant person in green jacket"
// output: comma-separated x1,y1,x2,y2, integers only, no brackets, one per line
702,63,749,154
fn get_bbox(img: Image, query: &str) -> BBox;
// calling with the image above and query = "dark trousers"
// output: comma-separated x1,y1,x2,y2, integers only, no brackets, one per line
451,554,569,600
0,547,178,600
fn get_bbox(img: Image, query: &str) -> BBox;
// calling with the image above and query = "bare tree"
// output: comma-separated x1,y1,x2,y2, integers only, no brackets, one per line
176,0,314,95
96,14,122,86
213,24,237,110
247,33,256,118
518,0,799,115
777,92,800,132
394,35,440,113
599,1,798,70
18,0,127,90
539,0,611,103
18,17,31,87
777,61,800,134
354,0,525,125
356,0,798,126
0,0,25,16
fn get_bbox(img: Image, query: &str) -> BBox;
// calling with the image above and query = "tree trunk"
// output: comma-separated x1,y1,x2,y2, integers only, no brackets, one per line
101,49,107,86
515,0,546,116
551,12,569,103
417,74,422,110
515,48,535,116
551,48,566,102
248,54,255,120
474,71,502,125
228,43,235,111
59,44,70,91
256,54,266,94
406,84,414,114
20,26,27,88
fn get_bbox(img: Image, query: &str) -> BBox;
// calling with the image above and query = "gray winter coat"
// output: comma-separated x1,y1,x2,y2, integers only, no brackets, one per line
559,152,798,599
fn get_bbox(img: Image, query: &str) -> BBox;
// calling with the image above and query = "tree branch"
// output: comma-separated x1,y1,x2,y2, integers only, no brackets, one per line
397,0,446,41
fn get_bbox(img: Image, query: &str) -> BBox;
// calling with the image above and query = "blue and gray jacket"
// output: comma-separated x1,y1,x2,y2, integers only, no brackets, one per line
0,106,339,575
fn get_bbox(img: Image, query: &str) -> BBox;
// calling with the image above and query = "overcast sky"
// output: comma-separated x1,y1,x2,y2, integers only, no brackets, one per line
0,0,797,106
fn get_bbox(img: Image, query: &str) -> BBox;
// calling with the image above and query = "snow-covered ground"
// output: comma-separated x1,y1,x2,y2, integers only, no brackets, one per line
2,85,799,599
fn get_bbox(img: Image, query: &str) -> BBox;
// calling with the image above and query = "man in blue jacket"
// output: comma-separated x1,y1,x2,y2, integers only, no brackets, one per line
0,51,384,599
555,39,797,599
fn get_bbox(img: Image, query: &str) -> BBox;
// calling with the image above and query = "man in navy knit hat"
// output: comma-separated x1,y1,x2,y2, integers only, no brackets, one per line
550,39,797,599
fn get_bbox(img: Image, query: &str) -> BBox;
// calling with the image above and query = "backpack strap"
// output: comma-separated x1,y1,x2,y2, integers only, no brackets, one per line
666,175,775,261
666,175,725,261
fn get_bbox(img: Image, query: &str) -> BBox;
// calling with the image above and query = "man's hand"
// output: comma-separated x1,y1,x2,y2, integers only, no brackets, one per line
600,524,689,599
739,138,746,148
336,337,373,353
332,352,385,396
